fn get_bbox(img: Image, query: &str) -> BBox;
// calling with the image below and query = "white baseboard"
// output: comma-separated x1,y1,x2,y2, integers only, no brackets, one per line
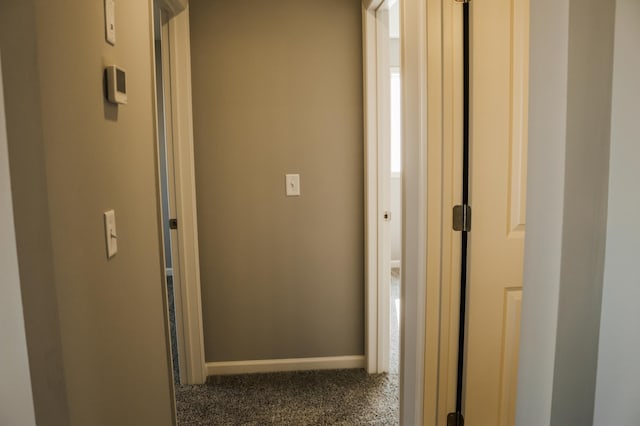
390,260,401,269
206,355,365,376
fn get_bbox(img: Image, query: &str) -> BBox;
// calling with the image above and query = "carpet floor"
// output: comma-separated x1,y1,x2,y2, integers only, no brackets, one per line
176,270,400,425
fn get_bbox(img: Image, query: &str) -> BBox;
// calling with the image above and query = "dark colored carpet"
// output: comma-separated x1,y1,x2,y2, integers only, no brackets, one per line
176,271,400,425
176,369,398,425
168,275,180,384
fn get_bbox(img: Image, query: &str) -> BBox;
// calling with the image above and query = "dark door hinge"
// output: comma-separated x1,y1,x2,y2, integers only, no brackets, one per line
447,412,465,426
453,204,472,232
169,218,178,230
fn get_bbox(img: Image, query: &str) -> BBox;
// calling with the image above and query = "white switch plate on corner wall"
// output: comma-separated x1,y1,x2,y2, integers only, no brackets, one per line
104,210,118,259
285,174,301,196
104,0,116,45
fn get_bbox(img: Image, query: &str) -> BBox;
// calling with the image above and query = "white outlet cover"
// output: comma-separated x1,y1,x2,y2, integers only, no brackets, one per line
285,174,301,196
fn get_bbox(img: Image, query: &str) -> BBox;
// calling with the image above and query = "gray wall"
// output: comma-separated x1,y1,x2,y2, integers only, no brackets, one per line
0,1,174,425
516,0,616,424
0,54,36,426
189,0,365,362
549,0,615,424
593,0,640,424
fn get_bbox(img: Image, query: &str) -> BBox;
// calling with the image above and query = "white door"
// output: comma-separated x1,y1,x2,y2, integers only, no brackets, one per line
463,0,529,424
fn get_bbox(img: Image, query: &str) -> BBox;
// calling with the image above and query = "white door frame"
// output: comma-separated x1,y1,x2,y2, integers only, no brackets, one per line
154,1,206,385
363,0,393,376
364,0,444,424
154,4,445,419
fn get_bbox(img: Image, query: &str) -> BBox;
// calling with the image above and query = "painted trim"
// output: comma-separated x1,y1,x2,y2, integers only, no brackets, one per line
362,5,380,375
363,0,386,11
401,0,428,424
156,0,186,18
150,5,178,423
165,6,207,385
364,0,432,423
206,356,366,376
363,0,395,379
390,260,401,269
375,4,392,375
432,1,463,423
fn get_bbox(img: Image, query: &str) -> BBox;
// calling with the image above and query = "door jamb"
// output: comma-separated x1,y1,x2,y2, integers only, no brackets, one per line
155,2,207,385
155,0,446,407
363,0,393,377
398,0,428,423
364,0,441,424
363,0,381,376
426,0,464,423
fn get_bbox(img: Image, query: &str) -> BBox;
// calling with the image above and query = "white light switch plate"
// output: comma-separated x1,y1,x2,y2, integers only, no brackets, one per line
285,174,301,196
105,0,116,45
104,210,118,259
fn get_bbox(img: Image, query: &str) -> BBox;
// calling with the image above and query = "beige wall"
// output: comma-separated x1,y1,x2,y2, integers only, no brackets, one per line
0,53,37,426
0,2,71,423
0,1,174,425
189,0,365,362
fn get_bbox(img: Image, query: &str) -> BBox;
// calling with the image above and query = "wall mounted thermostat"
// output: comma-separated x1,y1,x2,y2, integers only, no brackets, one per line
105,65,127,104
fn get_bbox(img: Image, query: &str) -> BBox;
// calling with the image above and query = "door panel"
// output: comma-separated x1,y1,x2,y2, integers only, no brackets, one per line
463,0,529,424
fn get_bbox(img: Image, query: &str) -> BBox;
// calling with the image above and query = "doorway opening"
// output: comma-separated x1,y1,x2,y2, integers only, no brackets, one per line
153,0,430,423
154,5,181,385
387,0,402,377
369,0,402,384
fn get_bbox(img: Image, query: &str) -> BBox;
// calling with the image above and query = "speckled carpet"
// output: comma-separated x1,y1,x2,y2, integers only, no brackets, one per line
175,270,400,425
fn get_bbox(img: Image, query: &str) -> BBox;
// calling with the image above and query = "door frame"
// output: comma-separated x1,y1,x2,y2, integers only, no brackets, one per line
428,0,464,423
154,1,206,385
365,0,447,423
154,1,451,420
363,0,393,376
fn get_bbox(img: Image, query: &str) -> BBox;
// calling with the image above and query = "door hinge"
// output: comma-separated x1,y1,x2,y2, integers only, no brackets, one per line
452,204,471,232
447,412,465,426
169,218,178,230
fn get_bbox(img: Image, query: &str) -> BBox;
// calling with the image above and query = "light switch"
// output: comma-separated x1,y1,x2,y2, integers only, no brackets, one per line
104,0,116,46
104,210,118,259
285,174,301,196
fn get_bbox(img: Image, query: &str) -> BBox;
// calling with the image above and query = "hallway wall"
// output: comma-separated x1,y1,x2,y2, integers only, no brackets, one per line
0,54,36,426
0,2,71,423
189,0,365,362
0,1,174,425
517,0,616,424
594,0,640,422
